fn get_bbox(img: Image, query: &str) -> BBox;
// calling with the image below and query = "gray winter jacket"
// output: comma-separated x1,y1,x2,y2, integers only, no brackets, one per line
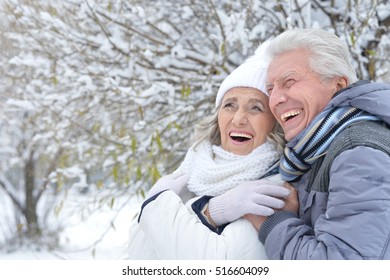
260,81,390,260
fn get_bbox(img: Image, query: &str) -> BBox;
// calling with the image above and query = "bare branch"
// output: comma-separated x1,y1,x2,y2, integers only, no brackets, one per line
0,178,24,213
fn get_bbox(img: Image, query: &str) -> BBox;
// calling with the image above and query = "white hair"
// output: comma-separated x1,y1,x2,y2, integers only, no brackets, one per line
266,28,358,85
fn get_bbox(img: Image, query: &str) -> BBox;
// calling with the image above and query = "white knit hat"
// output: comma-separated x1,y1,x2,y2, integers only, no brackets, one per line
215,41,271,108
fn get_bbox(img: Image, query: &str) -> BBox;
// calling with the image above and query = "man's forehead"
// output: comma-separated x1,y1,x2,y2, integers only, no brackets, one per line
266,65,308,85
266,69,300,84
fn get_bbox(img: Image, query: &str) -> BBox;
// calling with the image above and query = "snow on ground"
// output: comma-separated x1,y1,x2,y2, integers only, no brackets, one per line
0,187,143,260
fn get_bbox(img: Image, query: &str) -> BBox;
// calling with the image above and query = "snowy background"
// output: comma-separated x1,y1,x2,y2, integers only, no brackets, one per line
0,187,143,259
0,187,142,260
0,0,389,260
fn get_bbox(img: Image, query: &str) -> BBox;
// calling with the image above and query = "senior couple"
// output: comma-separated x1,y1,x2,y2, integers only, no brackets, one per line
128,28,390,260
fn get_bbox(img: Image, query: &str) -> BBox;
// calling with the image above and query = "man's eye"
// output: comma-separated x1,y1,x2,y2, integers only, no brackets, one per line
285,79,295,88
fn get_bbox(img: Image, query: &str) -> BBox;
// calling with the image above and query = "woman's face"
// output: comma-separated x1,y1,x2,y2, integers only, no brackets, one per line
218,87,276,155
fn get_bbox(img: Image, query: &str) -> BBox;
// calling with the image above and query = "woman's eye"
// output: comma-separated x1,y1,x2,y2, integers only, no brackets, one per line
223,102,234,109
251,105,263,112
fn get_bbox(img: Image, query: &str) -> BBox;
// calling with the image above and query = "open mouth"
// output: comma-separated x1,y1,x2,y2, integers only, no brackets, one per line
281,110,301,122
229,132,253,142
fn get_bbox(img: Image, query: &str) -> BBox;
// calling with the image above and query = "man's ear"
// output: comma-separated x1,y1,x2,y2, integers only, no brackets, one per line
336,76,348,91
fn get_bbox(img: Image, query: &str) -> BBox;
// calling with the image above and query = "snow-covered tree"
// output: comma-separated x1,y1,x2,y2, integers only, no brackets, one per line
0,0,389,248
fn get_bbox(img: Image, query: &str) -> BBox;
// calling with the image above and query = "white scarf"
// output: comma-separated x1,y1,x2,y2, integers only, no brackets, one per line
178,140,281,196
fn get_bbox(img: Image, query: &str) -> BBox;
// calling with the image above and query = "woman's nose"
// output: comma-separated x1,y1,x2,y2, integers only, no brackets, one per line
232,110,248,126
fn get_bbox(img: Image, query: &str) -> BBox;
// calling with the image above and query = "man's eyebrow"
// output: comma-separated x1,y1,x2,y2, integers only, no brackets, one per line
272,70,301,85
281,70,299,80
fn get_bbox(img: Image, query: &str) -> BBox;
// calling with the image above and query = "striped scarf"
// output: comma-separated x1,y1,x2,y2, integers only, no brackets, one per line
280,106,379,182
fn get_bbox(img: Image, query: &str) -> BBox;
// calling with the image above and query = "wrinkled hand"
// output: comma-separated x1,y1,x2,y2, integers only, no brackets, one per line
244,214,266,231
282,182,299,214
208,180,290,226
146,170,190,199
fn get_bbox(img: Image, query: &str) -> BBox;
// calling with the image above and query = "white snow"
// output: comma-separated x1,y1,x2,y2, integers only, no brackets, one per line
0,187,143,260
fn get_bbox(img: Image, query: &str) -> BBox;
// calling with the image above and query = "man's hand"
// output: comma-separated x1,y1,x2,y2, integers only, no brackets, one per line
244,214,266,231
282,182,299,214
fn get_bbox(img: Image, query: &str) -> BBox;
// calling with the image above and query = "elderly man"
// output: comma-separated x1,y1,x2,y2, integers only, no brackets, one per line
246,28,390,259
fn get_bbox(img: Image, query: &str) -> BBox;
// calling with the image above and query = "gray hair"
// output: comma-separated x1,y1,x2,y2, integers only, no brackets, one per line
191,106,285,152
267,28,358,85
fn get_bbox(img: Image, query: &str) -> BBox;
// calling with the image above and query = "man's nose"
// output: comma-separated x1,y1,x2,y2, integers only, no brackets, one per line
269,88,287,108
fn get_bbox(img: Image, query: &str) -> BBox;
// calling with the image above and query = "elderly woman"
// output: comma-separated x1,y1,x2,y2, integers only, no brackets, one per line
127,42,290,259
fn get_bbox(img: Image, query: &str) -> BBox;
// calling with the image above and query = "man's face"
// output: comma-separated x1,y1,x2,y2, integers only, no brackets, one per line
266,49,337,141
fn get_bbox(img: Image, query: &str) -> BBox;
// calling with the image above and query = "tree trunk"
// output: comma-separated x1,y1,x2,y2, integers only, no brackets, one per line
24,154,41,238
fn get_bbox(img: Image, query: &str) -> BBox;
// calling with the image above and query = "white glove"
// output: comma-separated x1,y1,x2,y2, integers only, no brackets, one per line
208,180,290,226
146,170,190,199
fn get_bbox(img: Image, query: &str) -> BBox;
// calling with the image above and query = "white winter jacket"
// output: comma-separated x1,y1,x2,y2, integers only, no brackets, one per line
128,191,267,259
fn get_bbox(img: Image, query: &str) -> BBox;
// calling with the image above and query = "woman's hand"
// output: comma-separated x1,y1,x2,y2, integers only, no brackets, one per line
207,179,291,226
244,182,299,231
146,170,189,199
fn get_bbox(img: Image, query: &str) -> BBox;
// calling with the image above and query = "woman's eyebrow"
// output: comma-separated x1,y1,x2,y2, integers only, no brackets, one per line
248,98,265,104
222,97,237,103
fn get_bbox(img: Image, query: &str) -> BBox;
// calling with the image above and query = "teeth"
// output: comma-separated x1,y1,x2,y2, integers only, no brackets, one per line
281,110,301,122
230,132,253,139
